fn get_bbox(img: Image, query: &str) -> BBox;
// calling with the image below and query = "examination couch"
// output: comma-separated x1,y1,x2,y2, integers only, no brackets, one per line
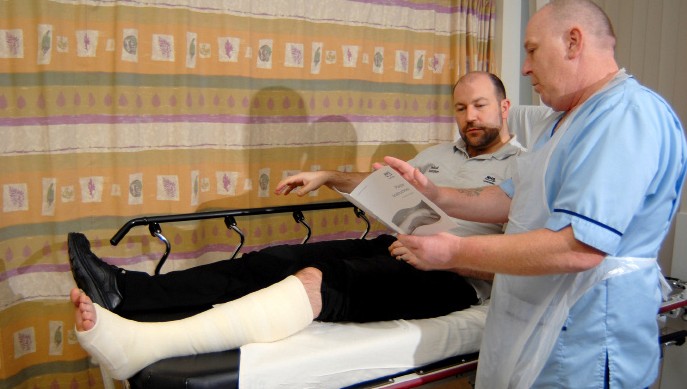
107,201,489,389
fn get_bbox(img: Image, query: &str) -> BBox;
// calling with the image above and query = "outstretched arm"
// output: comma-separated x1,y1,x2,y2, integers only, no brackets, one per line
275,170,371,197
396,226,605,276
380,156,511,223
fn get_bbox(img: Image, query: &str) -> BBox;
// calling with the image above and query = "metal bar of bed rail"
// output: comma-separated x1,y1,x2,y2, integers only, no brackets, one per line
110,201,366,245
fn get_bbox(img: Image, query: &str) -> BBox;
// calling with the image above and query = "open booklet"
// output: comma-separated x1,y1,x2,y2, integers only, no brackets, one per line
335,166,459,235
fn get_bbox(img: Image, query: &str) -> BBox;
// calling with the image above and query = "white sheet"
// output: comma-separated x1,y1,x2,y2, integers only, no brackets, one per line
239,303,488,389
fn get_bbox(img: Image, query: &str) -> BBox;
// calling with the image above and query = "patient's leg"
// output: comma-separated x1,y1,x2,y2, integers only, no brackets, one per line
111,235,394,315
71,275,314,380
294,267,323,317
312,254,478,322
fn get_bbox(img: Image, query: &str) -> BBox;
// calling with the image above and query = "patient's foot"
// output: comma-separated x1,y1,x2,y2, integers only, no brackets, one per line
69,286,221,380
71,288,97,332
69,287,146,380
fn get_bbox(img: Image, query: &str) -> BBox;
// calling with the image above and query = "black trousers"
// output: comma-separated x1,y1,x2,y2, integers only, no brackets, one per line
116,234,477,323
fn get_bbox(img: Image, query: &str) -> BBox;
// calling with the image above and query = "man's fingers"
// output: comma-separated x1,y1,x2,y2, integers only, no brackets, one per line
371,162,385,170
413,169,429,186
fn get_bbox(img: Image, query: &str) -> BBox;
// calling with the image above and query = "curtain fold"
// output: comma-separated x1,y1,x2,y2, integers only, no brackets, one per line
0,0,495,386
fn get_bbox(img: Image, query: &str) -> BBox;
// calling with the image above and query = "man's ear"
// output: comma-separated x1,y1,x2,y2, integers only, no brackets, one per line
566,27,583,59
500,98,511,120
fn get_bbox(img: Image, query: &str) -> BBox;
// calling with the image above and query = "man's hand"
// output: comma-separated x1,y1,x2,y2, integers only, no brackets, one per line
377,156,439,202
388,239,432,271
275,171,331,196
394,232,462,271
390,235,493,279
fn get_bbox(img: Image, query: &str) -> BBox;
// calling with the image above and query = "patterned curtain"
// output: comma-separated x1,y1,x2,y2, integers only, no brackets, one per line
0,0,495,387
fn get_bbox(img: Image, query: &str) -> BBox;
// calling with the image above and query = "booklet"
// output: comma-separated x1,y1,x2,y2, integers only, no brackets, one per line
336,166,458,235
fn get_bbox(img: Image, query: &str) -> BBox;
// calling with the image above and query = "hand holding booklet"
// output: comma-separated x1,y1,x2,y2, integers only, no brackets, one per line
336,166,459,235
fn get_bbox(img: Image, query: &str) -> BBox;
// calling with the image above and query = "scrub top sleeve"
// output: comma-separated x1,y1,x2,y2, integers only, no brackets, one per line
545,100,659,255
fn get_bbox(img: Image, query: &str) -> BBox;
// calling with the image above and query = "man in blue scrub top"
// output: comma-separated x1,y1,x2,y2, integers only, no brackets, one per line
386,0,687,387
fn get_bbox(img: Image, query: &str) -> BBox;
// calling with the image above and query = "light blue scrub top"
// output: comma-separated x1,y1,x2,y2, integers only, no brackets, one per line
500,75,687,388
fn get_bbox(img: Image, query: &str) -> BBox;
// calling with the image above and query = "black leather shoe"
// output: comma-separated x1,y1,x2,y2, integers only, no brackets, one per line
68,232,123,311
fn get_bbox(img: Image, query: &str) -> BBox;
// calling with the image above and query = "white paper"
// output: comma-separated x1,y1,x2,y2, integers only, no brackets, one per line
337,166,457,235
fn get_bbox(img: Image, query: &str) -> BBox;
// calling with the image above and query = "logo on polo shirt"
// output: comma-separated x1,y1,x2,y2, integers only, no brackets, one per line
483,175,496,185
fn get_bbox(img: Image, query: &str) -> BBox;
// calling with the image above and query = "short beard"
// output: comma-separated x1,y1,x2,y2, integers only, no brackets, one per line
461,125,501,151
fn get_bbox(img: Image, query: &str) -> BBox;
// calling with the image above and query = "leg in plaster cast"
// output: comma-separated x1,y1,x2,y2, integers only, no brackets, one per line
70,271,321,380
